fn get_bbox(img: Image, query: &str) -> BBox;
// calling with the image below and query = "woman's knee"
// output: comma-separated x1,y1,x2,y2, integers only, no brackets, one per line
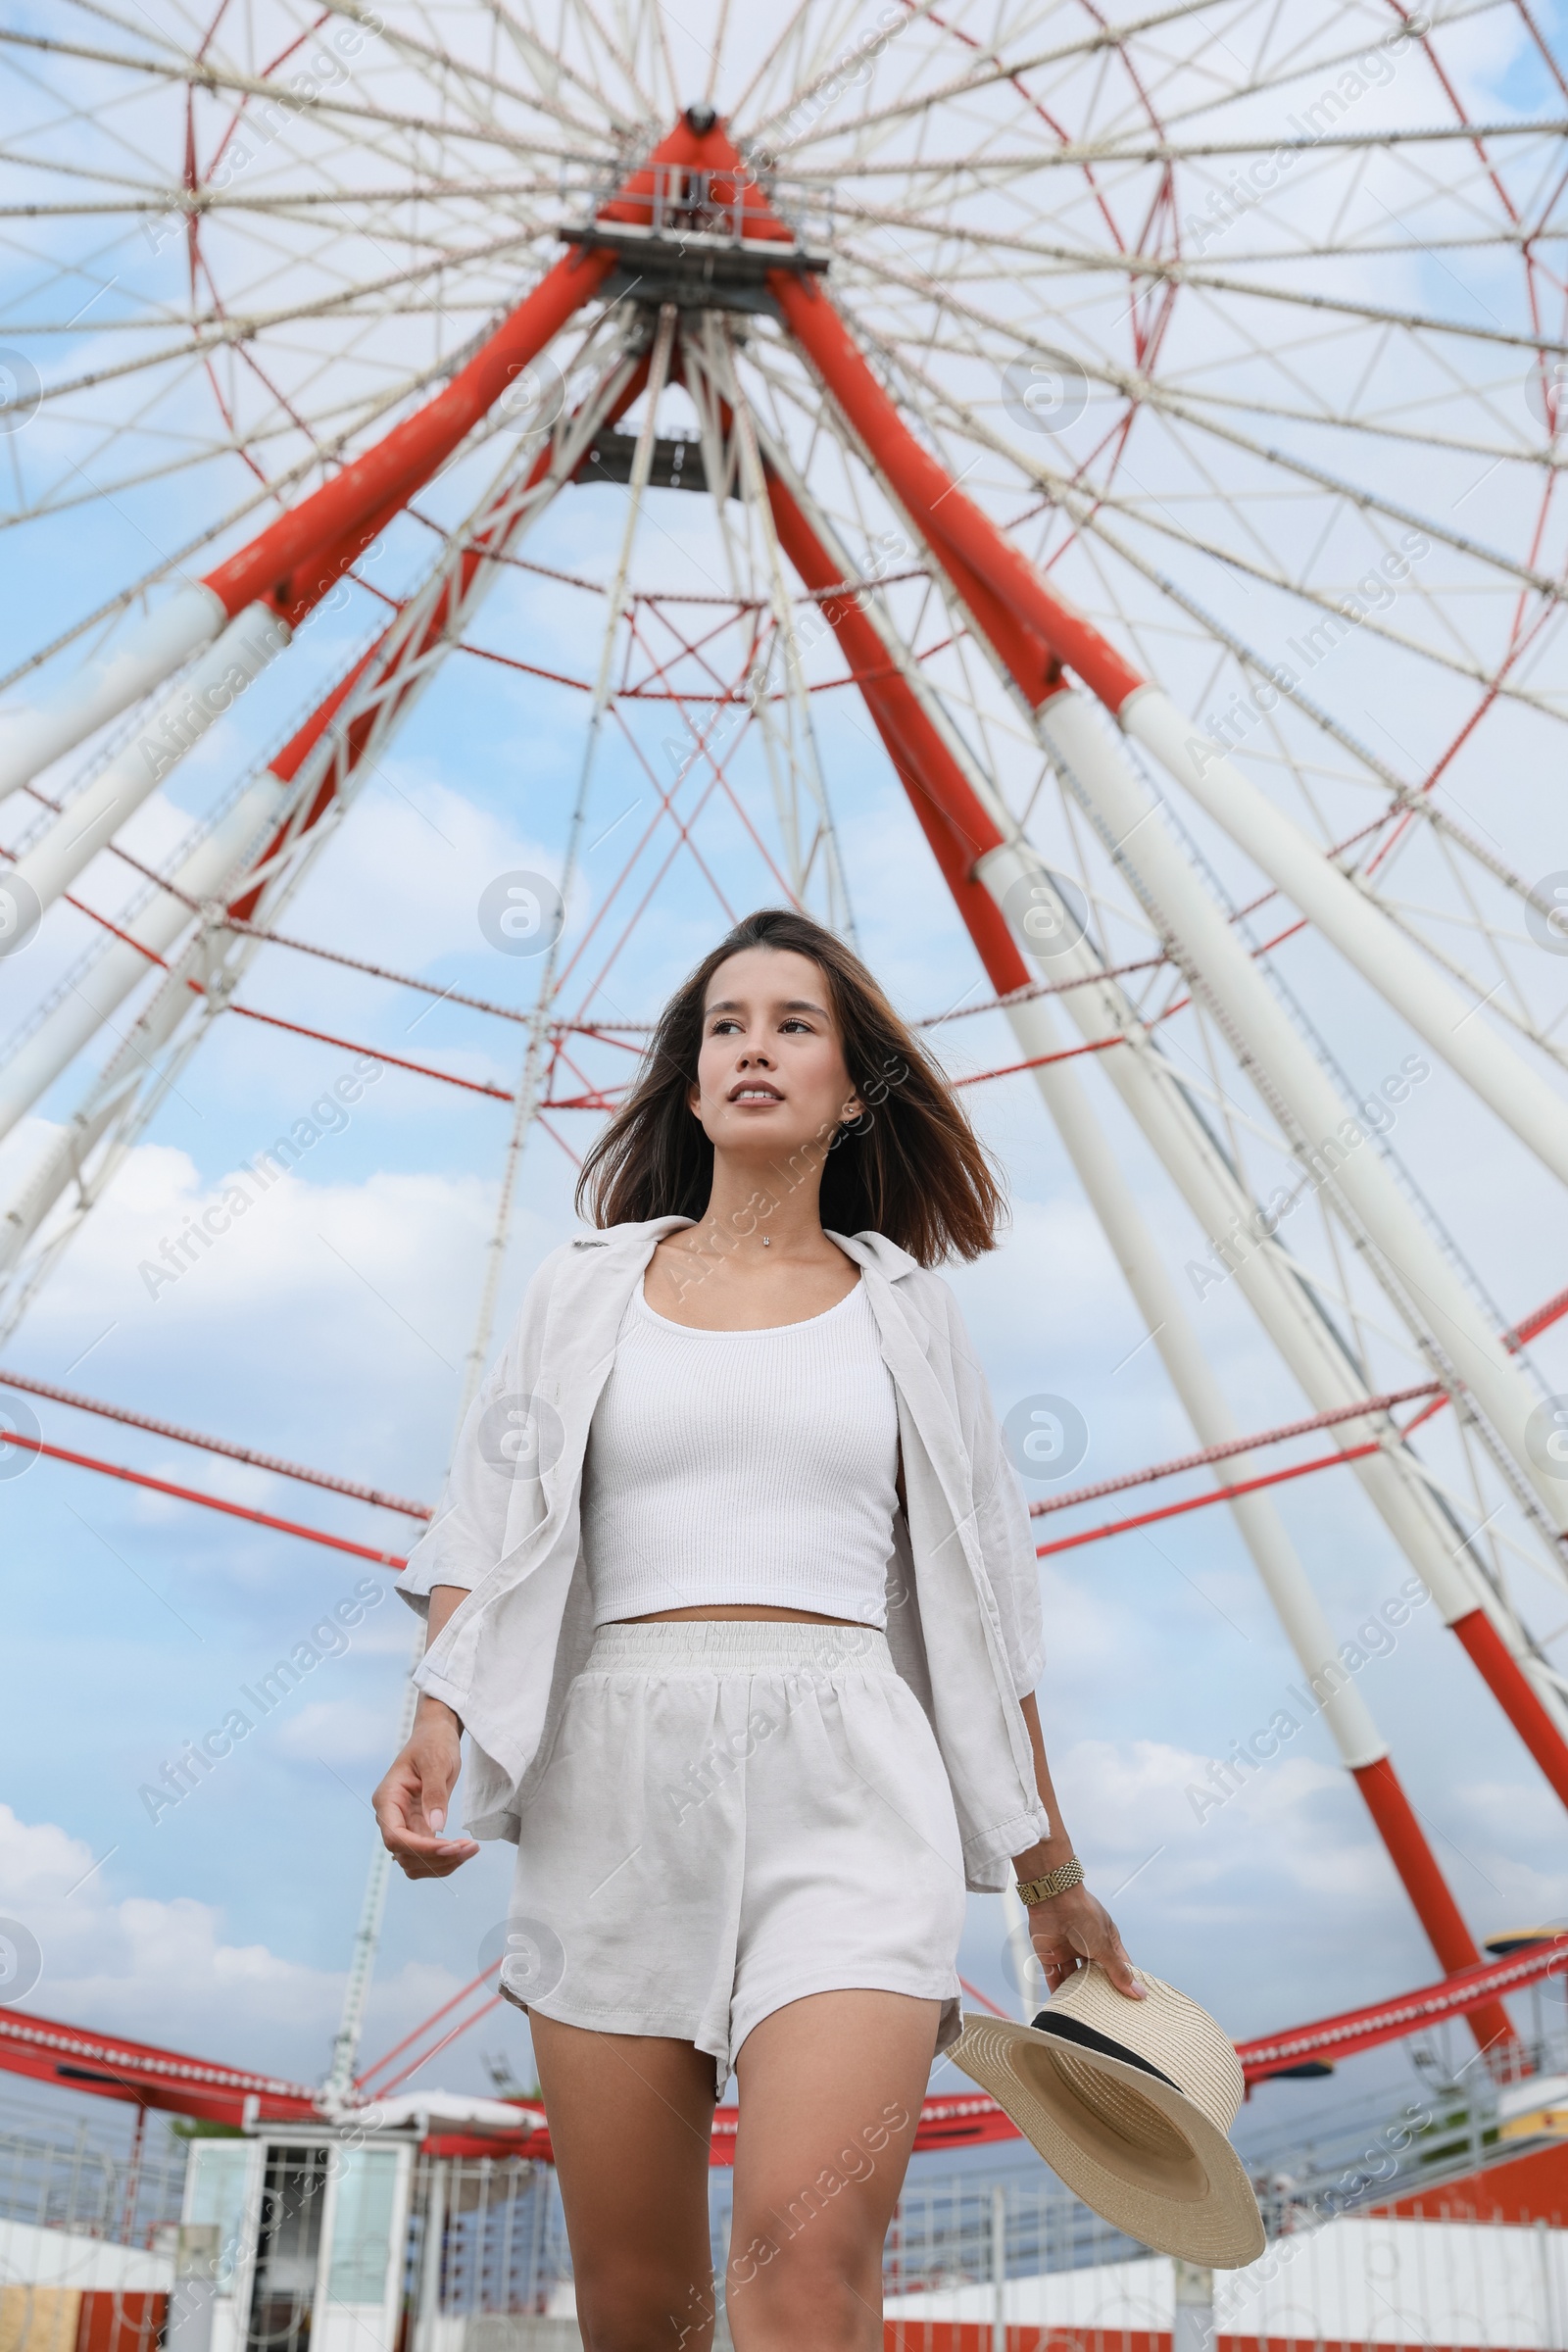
727,2230,878,2345
576,2252,717,2351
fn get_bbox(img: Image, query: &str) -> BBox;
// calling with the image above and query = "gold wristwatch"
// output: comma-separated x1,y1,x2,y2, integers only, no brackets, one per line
1014,1856,1086,1905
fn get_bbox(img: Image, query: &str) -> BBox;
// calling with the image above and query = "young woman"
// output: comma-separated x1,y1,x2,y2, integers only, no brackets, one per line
373,906,1142,2352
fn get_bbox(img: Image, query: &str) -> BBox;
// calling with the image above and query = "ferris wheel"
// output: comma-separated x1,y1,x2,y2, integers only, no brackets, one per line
2,0,1567,2082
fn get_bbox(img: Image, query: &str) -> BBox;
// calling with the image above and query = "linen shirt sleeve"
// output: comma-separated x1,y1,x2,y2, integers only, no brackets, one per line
396,1242,569,1619
937,1275,1049,1700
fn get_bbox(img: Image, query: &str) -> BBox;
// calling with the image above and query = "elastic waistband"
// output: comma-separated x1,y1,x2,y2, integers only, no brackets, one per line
583,1618,896,1676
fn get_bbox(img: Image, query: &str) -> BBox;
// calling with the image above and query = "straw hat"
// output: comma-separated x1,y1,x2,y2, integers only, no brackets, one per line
949,1962,1265,2268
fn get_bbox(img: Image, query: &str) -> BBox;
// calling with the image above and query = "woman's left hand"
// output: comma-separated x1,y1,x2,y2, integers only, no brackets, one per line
1025,1881,1146,2000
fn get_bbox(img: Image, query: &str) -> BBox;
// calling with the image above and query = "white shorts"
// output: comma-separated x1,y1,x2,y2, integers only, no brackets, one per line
501,1618,968,2095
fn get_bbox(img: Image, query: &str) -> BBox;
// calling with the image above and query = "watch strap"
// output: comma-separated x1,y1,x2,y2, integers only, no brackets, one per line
1014,1855,1086,1905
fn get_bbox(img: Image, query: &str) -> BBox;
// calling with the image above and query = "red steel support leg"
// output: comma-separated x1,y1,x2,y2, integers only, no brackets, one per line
767,461,1517,2058
1352,1760,1517,2055
201,246,614,627
229,356,651,917
1449,1609,1568,1813
767,269,1140,713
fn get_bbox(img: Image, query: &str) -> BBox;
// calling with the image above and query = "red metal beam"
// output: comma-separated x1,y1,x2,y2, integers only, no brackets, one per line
0,2007,318,2127
210,994,514,1102
5,1431,409,1568
356,1967,497,2090
767,268,1141,715
1351,1758,1517,2053
225,351,650,930
11,1931,1565,2152
1030,1385,1441,1519
0,1368,430,1516
200,248,613,626
1239,1935,1568,2082
1449,1604,1568,1814
1035,1440,1384,1555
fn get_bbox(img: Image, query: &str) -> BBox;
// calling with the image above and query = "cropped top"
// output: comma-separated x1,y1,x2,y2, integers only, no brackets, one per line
580,1271,902,1628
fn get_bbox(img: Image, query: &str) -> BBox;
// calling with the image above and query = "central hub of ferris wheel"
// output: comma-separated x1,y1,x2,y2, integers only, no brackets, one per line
561,105,830,318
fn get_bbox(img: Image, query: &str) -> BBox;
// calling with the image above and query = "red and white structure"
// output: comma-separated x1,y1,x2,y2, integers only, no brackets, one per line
1,4,1566,2100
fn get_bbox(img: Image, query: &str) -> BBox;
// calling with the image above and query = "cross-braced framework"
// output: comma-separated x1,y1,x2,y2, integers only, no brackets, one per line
2,3,1567,2079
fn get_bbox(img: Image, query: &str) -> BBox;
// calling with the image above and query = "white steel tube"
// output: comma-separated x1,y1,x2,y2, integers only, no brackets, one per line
0,769,293,1148
974,862,1388,1768
1037,687,1568,1535
1126,686,1568,1191
0,585,226,805
978,842,1542,1642
11,603,289,921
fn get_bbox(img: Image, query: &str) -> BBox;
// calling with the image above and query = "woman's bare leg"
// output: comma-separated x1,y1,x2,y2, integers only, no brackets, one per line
724,1990,940,2351
527,2011,720,2351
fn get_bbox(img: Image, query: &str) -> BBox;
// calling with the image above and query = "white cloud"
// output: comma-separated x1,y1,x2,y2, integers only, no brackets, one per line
0,1804,481,2083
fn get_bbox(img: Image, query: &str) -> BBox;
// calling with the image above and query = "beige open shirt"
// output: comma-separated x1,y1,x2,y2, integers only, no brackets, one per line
400,1215,1053,1891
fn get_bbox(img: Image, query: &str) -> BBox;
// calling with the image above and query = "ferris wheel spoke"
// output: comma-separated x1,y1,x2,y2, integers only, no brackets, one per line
847,327,1566,734
524,0,661,121
0,27,607,167
323,0,636,144
1116,0,1510,146
754,0,1223,155
24,230,546,418
822,199,1567,363
783,120,1568,172
0,318,535,680
846,251,1568,603
0,176,574,222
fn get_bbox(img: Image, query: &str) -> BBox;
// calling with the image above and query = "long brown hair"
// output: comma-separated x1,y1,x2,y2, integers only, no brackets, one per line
573,906,1007,1264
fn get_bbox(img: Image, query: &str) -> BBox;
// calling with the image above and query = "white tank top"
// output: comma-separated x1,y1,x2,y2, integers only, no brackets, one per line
581,1271,901,1629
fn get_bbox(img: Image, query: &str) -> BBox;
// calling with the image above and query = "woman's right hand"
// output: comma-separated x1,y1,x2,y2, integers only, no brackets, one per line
372,1696,480,1879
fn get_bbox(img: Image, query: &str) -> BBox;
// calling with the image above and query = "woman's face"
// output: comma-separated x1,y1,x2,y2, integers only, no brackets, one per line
688,946,863,1163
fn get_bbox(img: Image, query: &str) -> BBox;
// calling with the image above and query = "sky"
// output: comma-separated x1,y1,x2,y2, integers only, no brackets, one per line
1,0,1567,2186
